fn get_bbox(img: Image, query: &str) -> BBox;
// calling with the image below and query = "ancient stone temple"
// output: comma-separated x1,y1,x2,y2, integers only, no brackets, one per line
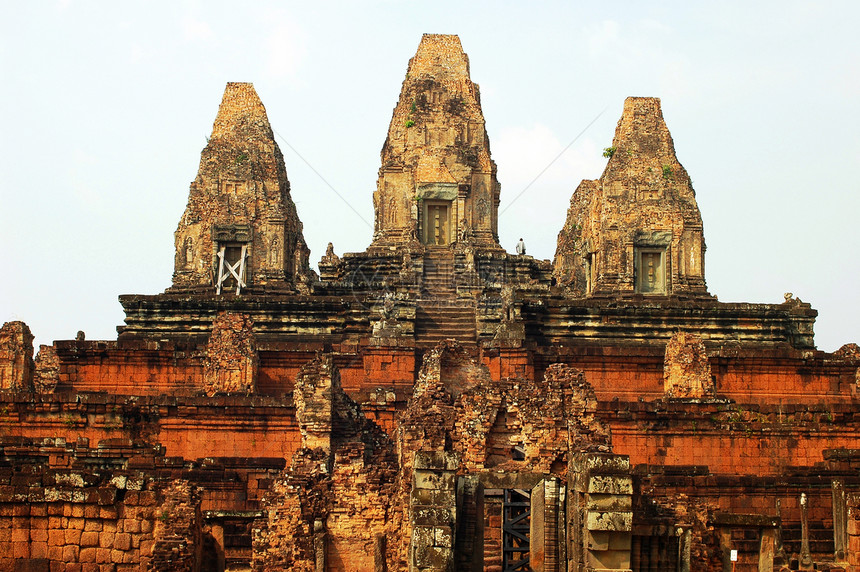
2,33,860,572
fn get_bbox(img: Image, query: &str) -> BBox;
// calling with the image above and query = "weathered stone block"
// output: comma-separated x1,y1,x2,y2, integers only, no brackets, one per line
80,531,99,546
586,493,632,511
98,532,114,548
588,530,610,551
587,475,633,495
413,451,460,471
414,543,453,569
113,532,131,551
585,510,633,532
411,506,455,527
414,470,456,492
79,547,97,562
433,526,453,548
0,321,34,391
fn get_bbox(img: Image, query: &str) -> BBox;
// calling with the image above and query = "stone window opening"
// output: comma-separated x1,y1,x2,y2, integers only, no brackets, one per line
216,243,248,295
635,247,666,294
511,444,526,461
223,180,243,194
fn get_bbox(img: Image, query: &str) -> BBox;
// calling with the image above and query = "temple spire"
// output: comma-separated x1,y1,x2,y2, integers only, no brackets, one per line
371,34,501,249
171,82,313,294
553,97,709,298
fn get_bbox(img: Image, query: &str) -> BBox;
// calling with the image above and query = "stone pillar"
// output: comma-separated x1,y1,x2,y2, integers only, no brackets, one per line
293,356,336,455
0,321,34,392
544,478,561,572
758,528,775,572
774,498,788,566
678,527,692,572
846,493,860,570
718,528,732,572
410,451,459,572
532,480,547,571
571,453,632,572
375,534,387,572
313,519,326,572
454,476,482,572
834,479,849,562
210,522,226,572
531,478,563,572
800,493,813,569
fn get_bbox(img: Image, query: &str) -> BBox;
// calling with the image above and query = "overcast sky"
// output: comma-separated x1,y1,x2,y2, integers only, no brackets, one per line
1,1,858,352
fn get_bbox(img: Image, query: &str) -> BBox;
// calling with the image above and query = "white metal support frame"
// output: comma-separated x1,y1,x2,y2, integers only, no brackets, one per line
215,244,248,295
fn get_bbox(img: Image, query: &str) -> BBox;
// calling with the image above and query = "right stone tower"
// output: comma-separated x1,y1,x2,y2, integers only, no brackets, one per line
553,97,710,299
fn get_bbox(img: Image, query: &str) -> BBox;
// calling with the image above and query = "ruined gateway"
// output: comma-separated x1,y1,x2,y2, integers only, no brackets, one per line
2,33,860,572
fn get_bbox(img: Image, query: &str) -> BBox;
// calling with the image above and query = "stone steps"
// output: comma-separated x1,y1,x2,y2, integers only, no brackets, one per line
422,251,455,297
414,300,476,347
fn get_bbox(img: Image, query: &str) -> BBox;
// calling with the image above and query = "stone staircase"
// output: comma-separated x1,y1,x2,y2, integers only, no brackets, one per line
421,249,456,298
414,299,477,347
415,249,476,347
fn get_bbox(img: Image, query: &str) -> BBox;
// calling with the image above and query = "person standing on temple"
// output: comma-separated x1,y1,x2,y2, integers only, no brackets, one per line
516,238,526,256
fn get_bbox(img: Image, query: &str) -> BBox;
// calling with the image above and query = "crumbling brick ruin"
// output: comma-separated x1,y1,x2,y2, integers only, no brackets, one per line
2,33,859,572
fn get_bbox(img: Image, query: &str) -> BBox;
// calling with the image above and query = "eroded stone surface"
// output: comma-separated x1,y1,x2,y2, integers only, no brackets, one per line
255,354,399,572
664,331,714,398
202,311,257,396
34,344,58,393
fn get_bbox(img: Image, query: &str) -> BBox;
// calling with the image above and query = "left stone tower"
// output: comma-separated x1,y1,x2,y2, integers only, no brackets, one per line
170,82,313,294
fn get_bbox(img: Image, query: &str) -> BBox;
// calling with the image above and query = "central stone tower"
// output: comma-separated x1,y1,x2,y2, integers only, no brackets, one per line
371,34,501,250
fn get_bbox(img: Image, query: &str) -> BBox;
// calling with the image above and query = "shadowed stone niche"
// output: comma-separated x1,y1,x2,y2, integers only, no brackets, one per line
0,320,34,391
663,331,714,399
202,312,258,396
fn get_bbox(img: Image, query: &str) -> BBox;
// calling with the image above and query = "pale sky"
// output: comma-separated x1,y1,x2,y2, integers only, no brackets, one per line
1,1,858,352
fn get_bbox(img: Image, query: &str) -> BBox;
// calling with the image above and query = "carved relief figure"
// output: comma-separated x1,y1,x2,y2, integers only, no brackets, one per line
387,197,397,225
184,237,194,268
270,237,280,266
477,197,489,225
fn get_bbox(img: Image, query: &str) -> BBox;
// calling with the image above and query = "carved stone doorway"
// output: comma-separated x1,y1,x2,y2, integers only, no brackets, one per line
423,200,451,245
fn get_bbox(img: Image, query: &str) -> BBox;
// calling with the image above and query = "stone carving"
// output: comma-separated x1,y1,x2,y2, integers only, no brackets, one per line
171,82,312,292
553,97,710,299
202,312,258,396
835,343,860,360
34,344,58,394
184,237,194,268
371,293,405,344
293,355,336,454
664,331,714,398
0,321,34,392
371,34,501,249
493,285,525,344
